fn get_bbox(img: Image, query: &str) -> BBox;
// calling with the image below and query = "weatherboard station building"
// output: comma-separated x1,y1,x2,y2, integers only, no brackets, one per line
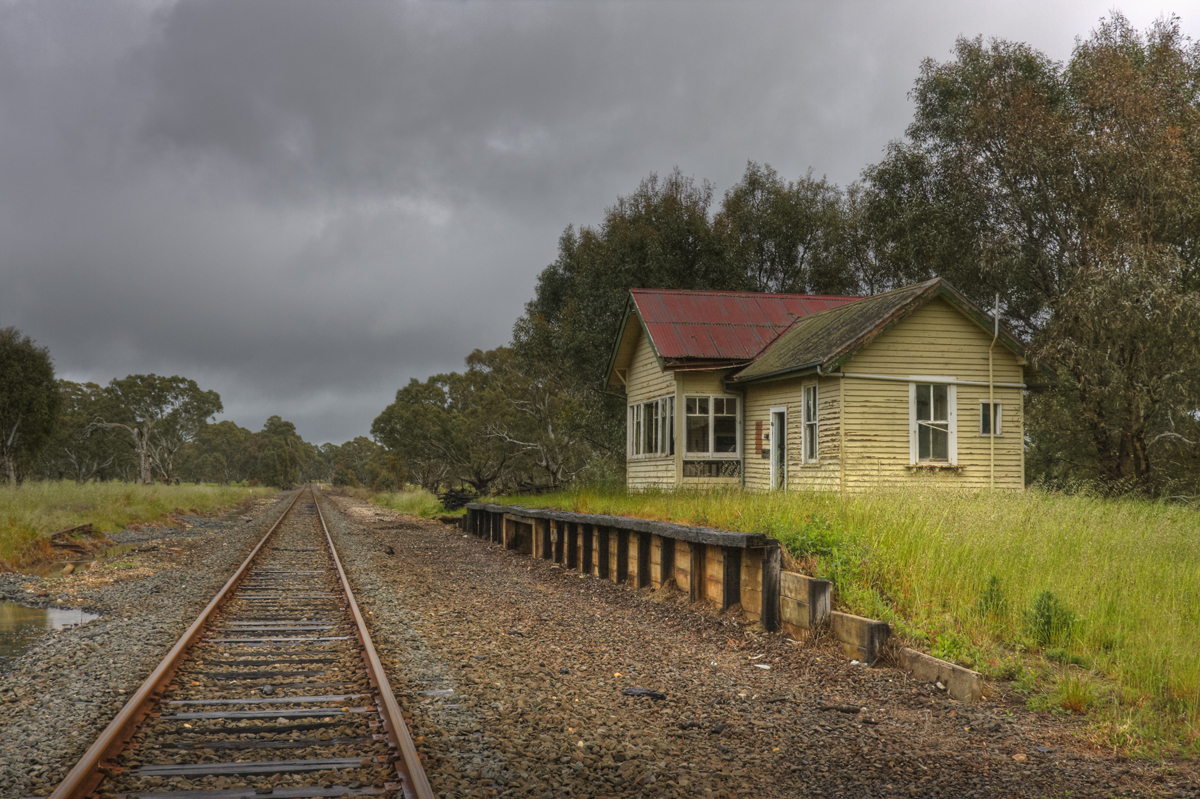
605,278,1035,492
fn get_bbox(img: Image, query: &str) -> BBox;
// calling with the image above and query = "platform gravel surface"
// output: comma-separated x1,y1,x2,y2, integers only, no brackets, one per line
318,494,1199,799
0,491,294,798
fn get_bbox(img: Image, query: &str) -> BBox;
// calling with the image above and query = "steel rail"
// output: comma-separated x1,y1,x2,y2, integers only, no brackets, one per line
47,489,305,799
313,488,436,799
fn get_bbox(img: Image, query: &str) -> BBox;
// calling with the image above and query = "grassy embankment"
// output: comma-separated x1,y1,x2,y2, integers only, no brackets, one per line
489,485,1199,757
363,488,448,519
0,481,276,567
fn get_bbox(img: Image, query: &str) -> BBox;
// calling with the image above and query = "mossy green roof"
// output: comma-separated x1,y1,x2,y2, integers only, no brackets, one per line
727,278,1029,384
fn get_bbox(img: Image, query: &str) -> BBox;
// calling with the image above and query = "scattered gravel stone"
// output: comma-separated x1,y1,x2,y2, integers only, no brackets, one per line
5,489,1198,799
0,493,294,798
318,492,1200,799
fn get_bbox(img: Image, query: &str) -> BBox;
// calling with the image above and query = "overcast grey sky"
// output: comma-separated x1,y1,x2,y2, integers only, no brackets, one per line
2,1,1192,444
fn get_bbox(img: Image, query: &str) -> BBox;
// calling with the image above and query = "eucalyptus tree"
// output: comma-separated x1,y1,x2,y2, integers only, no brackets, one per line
92,374,222,484
0,327,62,485
253,415,314,488
42,381,131,483
861,14,1200,491
715,162,859,295
371,364,518,494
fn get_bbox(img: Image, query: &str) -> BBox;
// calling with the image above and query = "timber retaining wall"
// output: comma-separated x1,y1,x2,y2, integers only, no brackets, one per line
463,503,981,700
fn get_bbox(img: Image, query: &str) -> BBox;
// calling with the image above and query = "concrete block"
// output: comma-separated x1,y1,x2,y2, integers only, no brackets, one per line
829,611,890,666
899,648,983,702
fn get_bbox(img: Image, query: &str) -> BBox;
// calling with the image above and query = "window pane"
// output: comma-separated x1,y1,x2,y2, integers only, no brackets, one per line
686,397,698,415
918,424,930,460
981,403,991,435
916,384,931,421
686,415,709,453
805,387,817,423
643,402,655,454
667,398,675,455
932,384,948,421
695,397,708,415
931,425,949,461
714,415,737,452
714,397,737,453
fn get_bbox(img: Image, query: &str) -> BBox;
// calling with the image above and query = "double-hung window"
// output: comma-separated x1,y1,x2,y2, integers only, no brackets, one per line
628,396,674,457
802,384,818,463
685,395,740,456
909,381,957,464
980,401,1002,436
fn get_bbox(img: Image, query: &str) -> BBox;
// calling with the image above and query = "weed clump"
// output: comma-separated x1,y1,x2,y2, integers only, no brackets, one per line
975,574,1008,619
782,513,838,560
1024,589,1076,647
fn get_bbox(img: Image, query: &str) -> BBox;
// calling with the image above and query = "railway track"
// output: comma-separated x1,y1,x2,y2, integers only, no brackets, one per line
46,487,434,799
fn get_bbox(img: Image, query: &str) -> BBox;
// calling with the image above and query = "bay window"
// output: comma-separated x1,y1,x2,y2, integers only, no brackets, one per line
628,396,674,457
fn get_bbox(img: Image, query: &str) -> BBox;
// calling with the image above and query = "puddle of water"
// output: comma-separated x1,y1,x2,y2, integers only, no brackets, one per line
0,600,100,671
25,559,97,579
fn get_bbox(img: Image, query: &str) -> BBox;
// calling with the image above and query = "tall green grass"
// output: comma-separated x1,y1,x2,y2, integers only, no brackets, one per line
498,485,1200,755
0,482,275,565
368,488,446,519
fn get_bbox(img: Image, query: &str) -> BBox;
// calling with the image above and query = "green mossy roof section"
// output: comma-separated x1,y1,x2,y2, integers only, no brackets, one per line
727,277,1029,384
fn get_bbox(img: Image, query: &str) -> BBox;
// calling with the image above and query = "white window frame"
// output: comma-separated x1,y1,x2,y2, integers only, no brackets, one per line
979,400,1003,436
684,394,741,458
628,395,674,458
908,379,958,465
802,383,819,464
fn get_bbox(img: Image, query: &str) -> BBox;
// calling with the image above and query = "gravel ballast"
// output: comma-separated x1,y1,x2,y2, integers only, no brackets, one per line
0,491,295,798
3,490,1196,798
317,494,1199,799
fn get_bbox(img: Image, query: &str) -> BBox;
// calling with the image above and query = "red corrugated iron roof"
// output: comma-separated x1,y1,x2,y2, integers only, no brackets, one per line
630,288,861,361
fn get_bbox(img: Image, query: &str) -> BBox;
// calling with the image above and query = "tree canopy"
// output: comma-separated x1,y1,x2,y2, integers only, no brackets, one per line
91,374,223,484
861,14,1200,492
0,327,62,485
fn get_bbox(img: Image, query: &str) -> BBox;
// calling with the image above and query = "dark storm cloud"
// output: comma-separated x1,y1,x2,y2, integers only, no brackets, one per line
0,0,1190,443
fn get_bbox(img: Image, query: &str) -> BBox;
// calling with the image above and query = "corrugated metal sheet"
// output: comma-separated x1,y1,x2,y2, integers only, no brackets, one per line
631,289,860,361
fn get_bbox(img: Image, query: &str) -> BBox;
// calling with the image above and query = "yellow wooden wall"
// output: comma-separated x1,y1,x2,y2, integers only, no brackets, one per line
743,376,843,492
625,326,676,488
841,297,1025,490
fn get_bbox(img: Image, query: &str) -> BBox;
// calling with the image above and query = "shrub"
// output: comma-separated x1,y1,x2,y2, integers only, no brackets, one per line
975,574,1008,620
1024,590,1076,647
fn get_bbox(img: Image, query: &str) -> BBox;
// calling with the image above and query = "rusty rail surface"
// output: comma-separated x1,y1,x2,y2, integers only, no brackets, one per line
46,487,435,799
314,491,435,799
47,488,304,799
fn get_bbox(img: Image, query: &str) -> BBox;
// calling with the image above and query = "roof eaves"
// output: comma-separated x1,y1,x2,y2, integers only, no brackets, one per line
604,293,666,384
664,358,752,371
727,360,823,385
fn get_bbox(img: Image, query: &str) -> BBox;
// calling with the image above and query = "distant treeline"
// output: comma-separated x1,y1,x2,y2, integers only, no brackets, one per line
0,350,400,490
374,14,1200,498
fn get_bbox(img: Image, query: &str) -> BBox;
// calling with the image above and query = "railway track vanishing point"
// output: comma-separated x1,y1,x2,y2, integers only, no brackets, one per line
46,487,434,799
